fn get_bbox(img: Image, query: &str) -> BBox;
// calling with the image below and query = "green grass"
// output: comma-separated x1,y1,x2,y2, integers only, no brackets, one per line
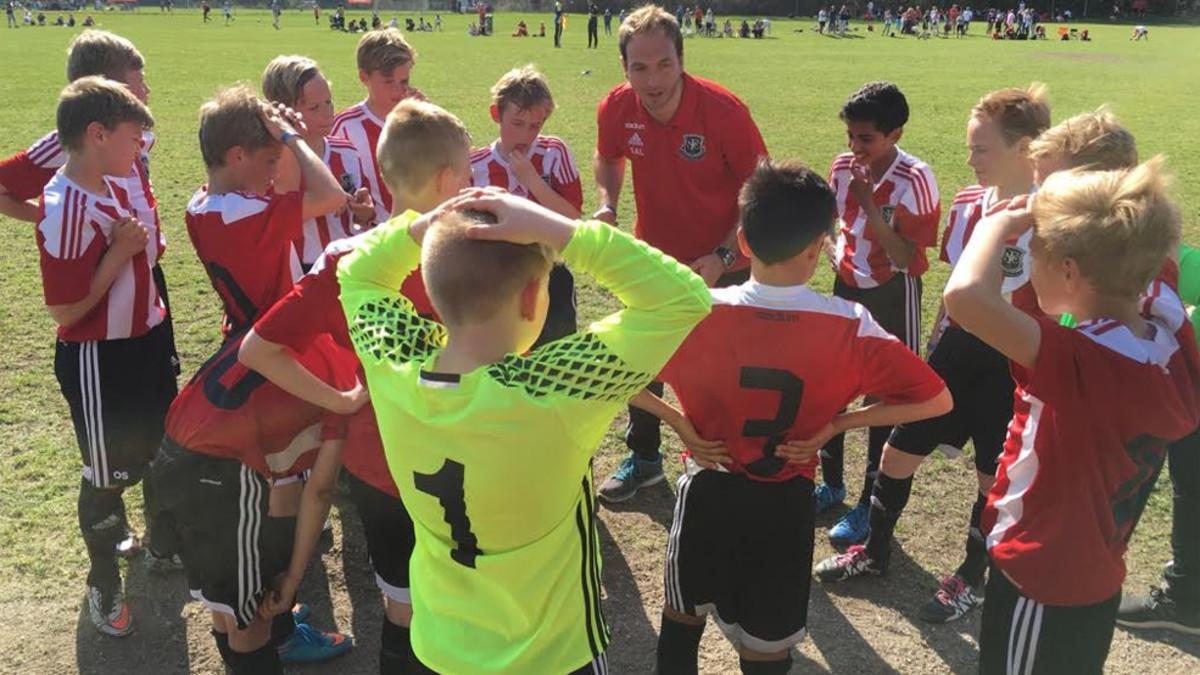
1,9,1199,671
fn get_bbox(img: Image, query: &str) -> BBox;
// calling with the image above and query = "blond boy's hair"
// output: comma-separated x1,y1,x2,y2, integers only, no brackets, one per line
618,5,683,62
356,28,416,74
198,85,277,169
1029,107,1138,170
972,83,1051,146
57,76,154,153
261,55,322,108
1032,156,1179,299
66,30,145,83
490,65,555,115
421,210,555,325
377,99,471,197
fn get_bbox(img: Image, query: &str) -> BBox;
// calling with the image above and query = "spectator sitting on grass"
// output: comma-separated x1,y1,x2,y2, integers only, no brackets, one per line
513,19,528,36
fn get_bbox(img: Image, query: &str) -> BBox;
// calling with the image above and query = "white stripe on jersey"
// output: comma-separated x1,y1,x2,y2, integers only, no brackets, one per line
709,280,899,342
987,392,1044,552
27,131,66,169
469,136,580,199
186,188,272,222
332,102,390,224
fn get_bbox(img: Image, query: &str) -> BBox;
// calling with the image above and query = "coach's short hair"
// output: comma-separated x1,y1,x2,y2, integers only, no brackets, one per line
66,30,145,83
491,65,555,115
1032,157,1178,300
739,159,837,265
197,85,277,169
1029,107,1138,171
422,210,555,326
377,99,471,198
261,55,322,108
840,81,909,134
972,83,1051,146
57,76,154,153
619,5,683,63
356,28,416,74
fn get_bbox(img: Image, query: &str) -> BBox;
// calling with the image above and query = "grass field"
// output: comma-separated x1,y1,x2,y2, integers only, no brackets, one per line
2,9,1200,674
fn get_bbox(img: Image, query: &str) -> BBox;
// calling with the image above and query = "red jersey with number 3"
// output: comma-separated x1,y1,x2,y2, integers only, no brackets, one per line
830,149,940,289
659,281,946,482
185,187,304,335
469,136,584,212
984,276,1200,606
164,331,358,478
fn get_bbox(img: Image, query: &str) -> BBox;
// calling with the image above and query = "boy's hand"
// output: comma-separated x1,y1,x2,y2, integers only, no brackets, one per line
507,150,541,191
689,255,725,287
333,380,370,416
259,572,301,620
454,188,575,252
349,188,375,224
666,418,732,469
111,217,149,259
775,420,839,464
848,161,875,206
987,193,1035,239
259,101,306,141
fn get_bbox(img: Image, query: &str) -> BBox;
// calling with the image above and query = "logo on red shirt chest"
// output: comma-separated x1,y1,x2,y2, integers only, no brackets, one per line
680,134,706,161
627,131,645,156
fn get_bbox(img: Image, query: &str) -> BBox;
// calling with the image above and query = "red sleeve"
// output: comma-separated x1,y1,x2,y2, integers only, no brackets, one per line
895,204,941,249
595,92,625,161
0,151,55,202
254,263,346,352
550,143,585,212
38,215,106,306
723,103,768,185
265,190,304,243
321,412,350,441
857,320,947,404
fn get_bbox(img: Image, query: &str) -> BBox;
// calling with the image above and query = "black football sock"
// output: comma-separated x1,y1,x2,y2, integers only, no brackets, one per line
269,606,296,648
739,656,792,675
230,643,283,675
955,491,990,587
78,479,124,593
656,614,704,675
865,472,913,565
859,426,892,506
820,429,846,489
211,630,235,667
380,619,414,674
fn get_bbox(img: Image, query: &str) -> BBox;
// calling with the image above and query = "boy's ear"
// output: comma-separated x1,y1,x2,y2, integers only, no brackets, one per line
518,278,540,321
736,226,752,259
888,126,905,145
489,104,502,124
358,69,370,87
223,145,244,168
85,121,108,145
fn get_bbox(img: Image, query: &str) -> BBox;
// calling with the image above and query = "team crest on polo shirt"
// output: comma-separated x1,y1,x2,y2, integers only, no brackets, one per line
1001,245,1026,278
340,173,357,194
880,206,896,226
679,134,706,161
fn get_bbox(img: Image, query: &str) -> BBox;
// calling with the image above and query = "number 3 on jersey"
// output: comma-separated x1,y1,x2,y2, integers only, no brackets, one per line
414,459,483,568
739,366,805,478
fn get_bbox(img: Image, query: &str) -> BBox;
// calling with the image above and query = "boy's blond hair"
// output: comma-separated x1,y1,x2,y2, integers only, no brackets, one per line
261,55,322,108
490,65,555,115
57,76,154,153
377,99,470,198
619,5,683,62
972,83,1051,146
66,30,144,83
198,85,277,169
356,28,416,74
1029,107,1138,171
421,210,555,325
1032,156,1179,299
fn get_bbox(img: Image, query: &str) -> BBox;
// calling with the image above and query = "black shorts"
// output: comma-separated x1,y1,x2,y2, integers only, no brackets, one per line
346,472,415,603
665,468,815,652
534,264,578,348
888,326,1014,474
150,439,293,629
55,321,178,488
834,273,922,353
980,567,1119,675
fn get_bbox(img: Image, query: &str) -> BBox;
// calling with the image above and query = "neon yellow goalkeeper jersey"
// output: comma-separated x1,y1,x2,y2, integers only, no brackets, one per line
337,213,711,674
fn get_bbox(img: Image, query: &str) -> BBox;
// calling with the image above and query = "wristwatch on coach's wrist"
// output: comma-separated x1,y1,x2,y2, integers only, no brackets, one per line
714,246,737,270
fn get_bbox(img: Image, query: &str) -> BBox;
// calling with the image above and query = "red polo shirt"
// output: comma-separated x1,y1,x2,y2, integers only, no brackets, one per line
596,73,767,265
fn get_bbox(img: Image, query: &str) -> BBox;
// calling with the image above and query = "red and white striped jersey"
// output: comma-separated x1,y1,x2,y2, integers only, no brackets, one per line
469,137,584,213
659,281,946,483
331,102,390,224
36,171,166,342
830,149,940,289
938,185,1039,325
2,130,165,259
297,137,368,266
185,187,303,335
984,278,1200,606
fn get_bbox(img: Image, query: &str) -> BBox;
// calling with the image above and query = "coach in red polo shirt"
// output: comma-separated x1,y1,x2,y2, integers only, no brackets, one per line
592,3,767,503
